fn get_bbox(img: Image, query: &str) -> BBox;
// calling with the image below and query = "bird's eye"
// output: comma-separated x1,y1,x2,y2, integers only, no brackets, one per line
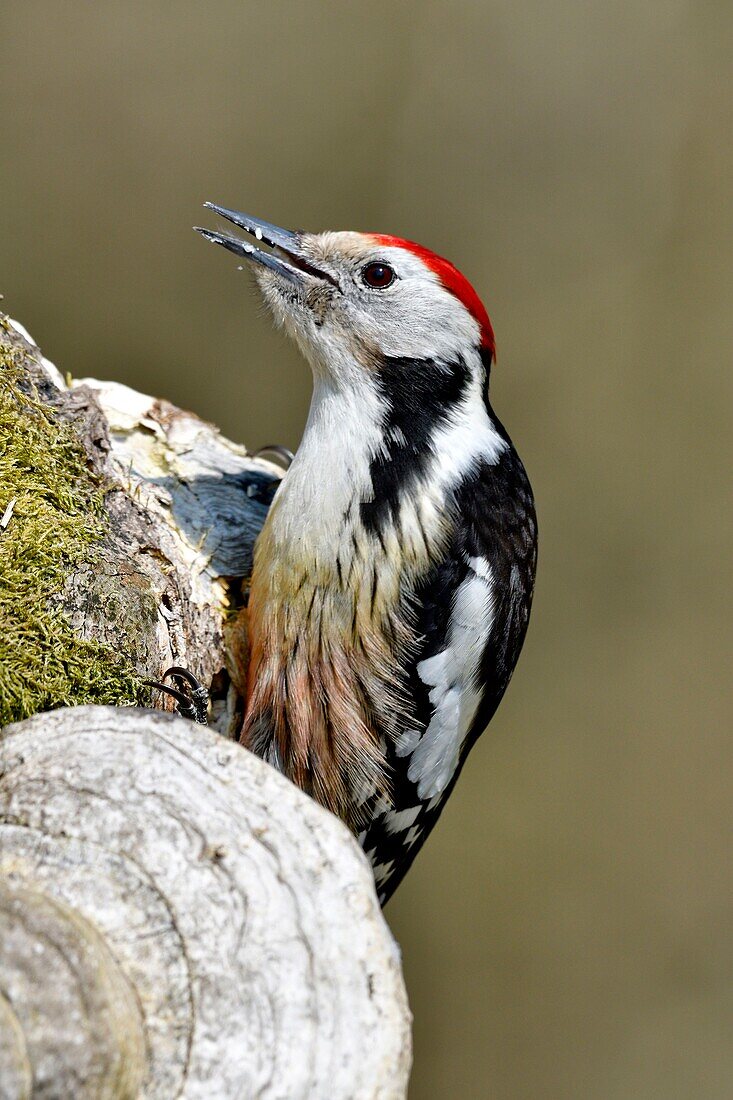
362,262,395,289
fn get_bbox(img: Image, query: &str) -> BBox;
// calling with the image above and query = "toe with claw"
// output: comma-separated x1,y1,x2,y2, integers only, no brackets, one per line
146,667,209,725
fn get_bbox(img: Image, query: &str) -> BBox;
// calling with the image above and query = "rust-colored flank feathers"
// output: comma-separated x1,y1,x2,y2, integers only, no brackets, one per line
242,507,425,831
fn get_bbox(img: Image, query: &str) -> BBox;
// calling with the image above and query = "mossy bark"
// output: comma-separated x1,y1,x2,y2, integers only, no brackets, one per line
0,316,279,732
0,318,142,723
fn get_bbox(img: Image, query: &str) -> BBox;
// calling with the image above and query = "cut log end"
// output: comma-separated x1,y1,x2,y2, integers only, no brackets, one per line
0,706,412,1098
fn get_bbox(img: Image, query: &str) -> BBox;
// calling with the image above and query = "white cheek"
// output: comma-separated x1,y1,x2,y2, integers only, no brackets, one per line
361,282,480,361
352,247,483,361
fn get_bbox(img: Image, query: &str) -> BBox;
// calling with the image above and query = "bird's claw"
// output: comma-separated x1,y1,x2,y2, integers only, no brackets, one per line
251,444,294,470
146,666,209,725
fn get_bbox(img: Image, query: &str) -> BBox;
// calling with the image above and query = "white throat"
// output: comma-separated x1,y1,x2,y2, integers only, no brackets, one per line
265,372,383,568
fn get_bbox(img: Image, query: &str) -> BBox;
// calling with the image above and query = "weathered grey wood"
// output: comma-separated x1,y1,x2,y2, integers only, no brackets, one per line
0,989,31,1100
0,706,411,1099
0,881,146,1100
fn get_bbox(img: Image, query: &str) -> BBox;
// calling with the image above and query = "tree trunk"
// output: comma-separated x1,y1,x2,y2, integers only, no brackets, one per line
0,316,412,1098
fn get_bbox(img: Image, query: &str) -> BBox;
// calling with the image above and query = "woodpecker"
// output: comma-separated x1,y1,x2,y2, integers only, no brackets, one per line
192,204,537,905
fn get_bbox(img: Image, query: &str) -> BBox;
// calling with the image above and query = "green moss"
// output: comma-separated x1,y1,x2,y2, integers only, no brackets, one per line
0,328,144,726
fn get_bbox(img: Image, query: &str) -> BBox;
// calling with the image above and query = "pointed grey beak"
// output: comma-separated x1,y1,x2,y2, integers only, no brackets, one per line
194,203,334,287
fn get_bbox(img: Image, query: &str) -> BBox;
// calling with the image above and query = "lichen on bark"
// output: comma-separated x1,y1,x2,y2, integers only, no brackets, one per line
0,320,143,724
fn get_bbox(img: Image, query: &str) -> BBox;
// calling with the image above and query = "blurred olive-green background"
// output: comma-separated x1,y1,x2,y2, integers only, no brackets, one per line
2,3,731,1097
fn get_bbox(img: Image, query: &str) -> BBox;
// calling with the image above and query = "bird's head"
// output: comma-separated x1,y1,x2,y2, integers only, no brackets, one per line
195,205,495,384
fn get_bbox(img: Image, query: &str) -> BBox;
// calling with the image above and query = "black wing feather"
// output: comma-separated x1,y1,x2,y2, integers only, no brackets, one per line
361,421,537,905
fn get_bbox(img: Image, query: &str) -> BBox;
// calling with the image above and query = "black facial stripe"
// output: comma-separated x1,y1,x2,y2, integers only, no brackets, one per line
360,355,471,537
479,347,494,407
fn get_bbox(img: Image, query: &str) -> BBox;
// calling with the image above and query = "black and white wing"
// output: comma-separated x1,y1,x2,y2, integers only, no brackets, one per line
361,431,537,905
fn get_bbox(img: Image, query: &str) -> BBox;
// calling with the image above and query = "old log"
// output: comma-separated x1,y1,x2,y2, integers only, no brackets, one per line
0,317,412,1097
0,706,411,1098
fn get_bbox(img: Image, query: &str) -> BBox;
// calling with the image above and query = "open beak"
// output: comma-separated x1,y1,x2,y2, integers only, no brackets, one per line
194,203,334,287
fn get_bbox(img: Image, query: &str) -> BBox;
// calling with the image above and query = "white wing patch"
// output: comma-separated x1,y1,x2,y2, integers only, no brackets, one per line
366,852,395,890
383,804,422,835
395,728,421,758
406,559,494,800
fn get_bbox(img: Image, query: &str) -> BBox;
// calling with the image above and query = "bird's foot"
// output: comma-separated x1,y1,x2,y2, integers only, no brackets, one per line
146,667,209,725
